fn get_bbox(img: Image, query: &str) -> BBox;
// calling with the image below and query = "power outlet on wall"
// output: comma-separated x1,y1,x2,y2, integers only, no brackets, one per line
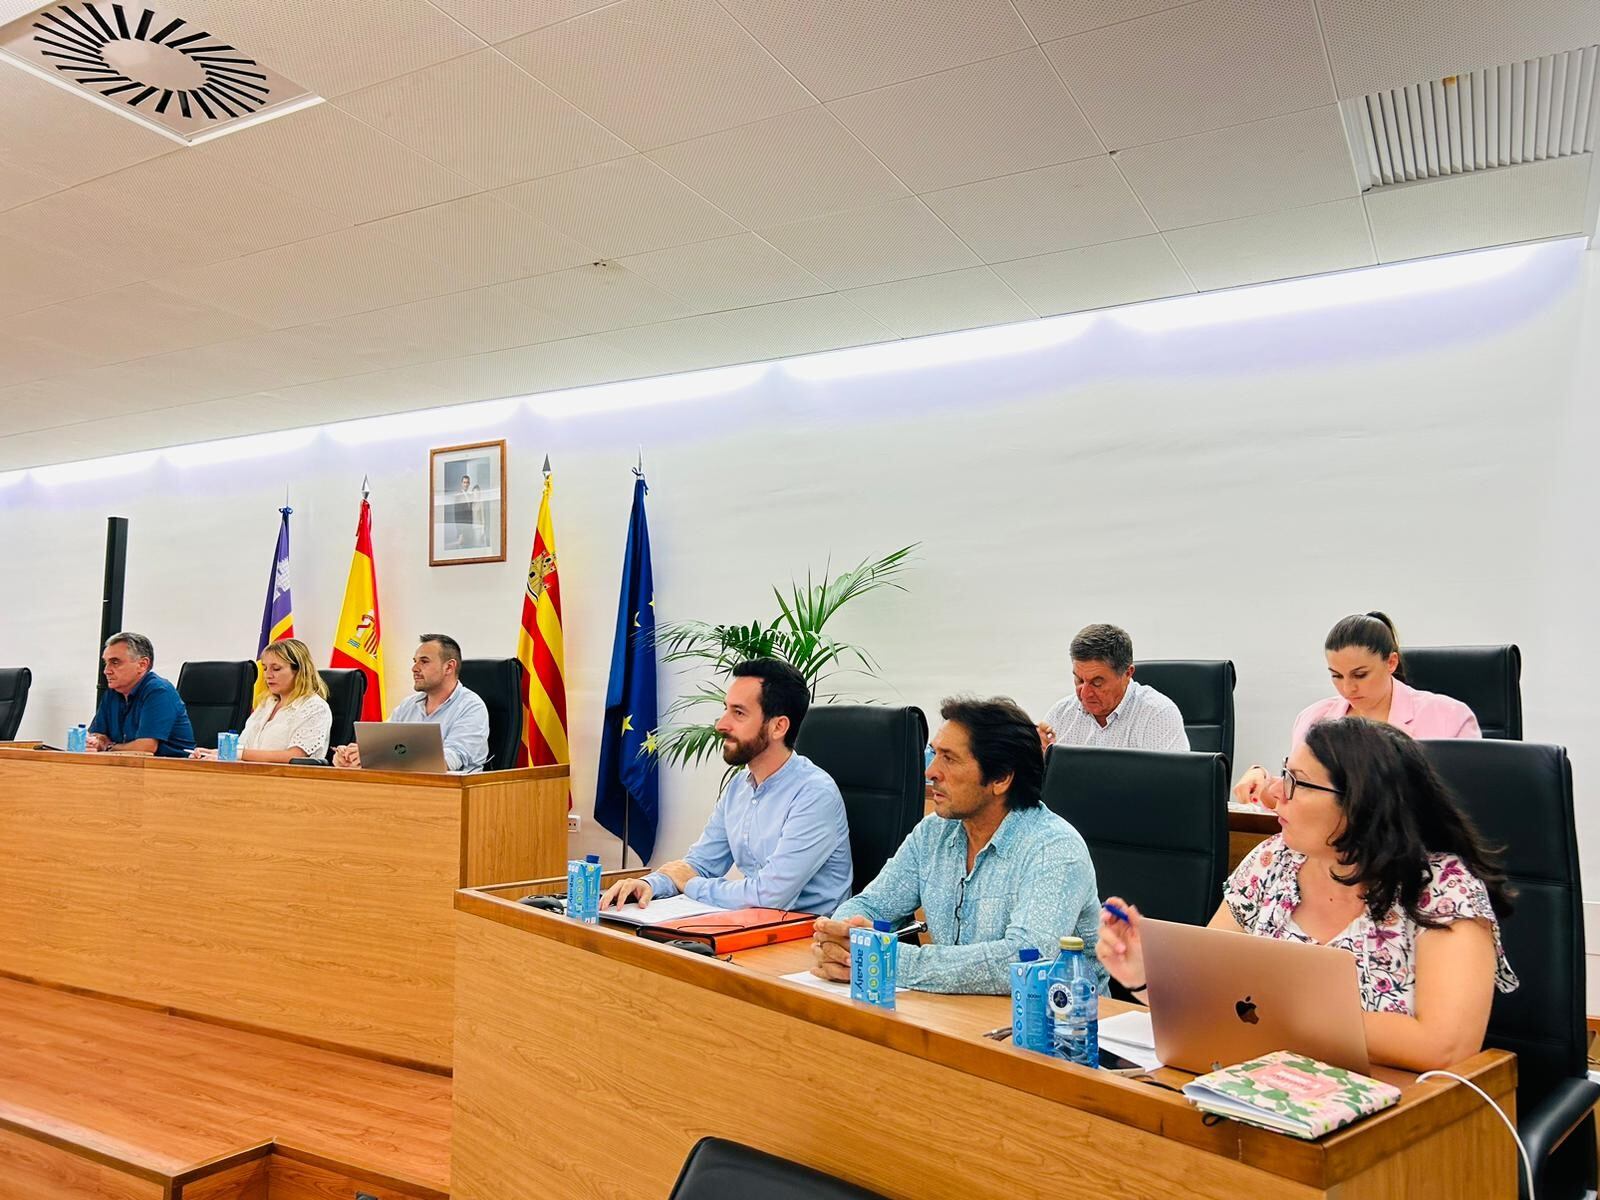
568,812,581,835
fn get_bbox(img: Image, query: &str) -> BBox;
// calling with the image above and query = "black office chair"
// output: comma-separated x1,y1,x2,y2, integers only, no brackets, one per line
176,660,256,750
1131,660,1236,766
317,668,367,760
457,658,524,771
795,705,928,896
1422,739,1596,1199
669,1137,890,1200
1041,745,1228,928
1405,645,1523,739
0,667,31,740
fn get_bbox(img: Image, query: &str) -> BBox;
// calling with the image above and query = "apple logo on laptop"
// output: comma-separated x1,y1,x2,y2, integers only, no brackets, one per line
1235,995,1260,1025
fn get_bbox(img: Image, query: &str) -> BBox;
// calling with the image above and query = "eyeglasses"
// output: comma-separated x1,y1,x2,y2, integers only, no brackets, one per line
1279,758,1341,801
953,874,967,946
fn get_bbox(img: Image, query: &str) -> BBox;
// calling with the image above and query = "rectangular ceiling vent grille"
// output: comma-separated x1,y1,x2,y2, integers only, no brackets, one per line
1341,47,1598,190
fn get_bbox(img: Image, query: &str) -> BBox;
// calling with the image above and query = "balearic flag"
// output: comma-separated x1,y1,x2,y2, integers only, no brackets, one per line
515,460,569,775
330,492,385,721
254,505,295,705
594,471,658,863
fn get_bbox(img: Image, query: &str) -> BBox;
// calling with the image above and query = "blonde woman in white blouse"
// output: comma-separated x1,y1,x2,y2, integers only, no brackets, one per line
190,638,332,763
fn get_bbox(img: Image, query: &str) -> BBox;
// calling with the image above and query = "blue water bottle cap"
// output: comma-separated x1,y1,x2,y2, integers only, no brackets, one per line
1017,947,1041,962
872,920,892,933
585,853,600,864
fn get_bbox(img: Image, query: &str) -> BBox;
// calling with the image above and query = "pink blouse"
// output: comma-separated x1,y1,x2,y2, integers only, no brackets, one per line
1290,677,1481,746
1224,835,1518,1015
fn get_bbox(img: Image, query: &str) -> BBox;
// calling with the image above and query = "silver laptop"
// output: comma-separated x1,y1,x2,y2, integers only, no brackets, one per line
1140,918,1371,1074
354,722,448,773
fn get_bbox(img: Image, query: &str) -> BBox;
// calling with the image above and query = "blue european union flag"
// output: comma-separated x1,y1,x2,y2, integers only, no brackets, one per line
595,475,659,863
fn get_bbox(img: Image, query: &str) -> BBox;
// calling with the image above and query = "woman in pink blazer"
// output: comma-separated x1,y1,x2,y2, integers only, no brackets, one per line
1234,612,1481,804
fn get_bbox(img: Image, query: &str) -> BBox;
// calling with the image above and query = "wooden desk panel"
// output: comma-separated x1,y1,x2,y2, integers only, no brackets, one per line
0,749,566,1068
452,890,1517,1200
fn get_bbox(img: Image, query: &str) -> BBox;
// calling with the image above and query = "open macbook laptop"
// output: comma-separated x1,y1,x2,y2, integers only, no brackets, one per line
354,722,448,773
1140,918,1370,1074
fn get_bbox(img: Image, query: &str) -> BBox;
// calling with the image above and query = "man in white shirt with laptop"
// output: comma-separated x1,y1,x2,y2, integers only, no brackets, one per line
331,633,490,773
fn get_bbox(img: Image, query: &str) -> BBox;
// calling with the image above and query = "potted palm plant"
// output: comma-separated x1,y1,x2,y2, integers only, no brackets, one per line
653,545,916,768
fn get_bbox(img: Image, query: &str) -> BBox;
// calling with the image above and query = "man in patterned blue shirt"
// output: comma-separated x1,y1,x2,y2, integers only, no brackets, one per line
812,696,1103,995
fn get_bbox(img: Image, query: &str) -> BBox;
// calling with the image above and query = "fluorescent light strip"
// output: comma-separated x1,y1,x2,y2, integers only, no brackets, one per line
783,314,1095,382
1113,243,1542,333
326,398,521,445
530,363,771,417
163,428,319,467
31,450,162,485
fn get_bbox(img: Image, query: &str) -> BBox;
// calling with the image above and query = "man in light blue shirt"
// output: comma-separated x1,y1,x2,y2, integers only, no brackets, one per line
601,659,852,915
813,696,1103,995
331,633,490,773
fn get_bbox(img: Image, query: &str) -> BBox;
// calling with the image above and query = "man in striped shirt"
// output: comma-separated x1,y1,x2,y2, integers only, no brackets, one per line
1038,623,1189,752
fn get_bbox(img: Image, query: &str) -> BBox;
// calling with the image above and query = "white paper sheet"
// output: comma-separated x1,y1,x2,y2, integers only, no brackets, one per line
598,894,722,926
780,969,907,996
1098,1010,1163,1069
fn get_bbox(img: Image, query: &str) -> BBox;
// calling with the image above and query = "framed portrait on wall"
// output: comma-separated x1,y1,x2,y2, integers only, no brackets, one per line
429,440,507,566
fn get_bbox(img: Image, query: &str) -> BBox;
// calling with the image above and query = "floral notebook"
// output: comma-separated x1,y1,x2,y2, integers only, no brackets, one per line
1181,1050,1402,1139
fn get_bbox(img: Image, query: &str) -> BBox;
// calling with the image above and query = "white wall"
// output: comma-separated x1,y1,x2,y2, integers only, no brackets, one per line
2,239,1596,926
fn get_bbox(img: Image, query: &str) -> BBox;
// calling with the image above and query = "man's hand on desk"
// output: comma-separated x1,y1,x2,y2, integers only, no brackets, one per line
84,733,110,752
657,860,696,893
810,915,872,982
600,877,653,910
331,744,361,769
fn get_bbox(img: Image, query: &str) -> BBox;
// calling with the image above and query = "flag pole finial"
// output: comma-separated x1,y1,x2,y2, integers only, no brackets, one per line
542,454,552,479
633,445,644,479
360,474,370,500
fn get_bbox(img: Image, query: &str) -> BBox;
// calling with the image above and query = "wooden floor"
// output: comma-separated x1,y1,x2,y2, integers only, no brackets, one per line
0,976,450,1195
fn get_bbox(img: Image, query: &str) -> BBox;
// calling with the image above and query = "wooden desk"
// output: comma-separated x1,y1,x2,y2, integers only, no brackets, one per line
451,884,1517,1200
0,747,567,1068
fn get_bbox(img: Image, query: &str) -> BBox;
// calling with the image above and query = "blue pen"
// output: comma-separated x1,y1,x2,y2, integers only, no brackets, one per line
1102,901,1131,924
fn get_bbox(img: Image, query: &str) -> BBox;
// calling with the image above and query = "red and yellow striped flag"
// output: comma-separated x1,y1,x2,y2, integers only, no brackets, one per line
330,495,386,721
516,466,568,774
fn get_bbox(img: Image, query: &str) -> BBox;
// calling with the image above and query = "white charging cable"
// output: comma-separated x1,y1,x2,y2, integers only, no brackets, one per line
1415,1069,1533,1200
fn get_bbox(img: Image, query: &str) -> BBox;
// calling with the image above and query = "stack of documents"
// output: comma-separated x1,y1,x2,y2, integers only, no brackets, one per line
1098,1010,1163,1070
599,895,721,926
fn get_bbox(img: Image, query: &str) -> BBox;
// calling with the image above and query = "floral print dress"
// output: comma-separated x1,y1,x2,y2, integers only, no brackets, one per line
1224,835,1518,1015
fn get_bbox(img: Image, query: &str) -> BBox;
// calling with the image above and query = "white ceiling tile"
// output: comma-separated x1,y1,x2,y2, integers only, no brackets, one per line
1164,198,1376,290
0,156,61,211
758,197,980,291
1364,155,1590,262
336,48,630,188
176,0,484,98
649,106,909,227
843,266,1035,336
0,330,92,387
594,313,752,376
990,234,1194,314
501,0,814,150
190,103,477,224
154,223,460,326
75,147,350,258
922,157,1154,262
828,48,1104,193
264,368,458,417
1010,0,1196,43
0,62,176,185
407,335,652,404
1318,0,1600,99
496,155,741,258
619,233,828,313
710,293,893,361
425,0,614,46
0,188,233,279
362,192,596,289
5,283,266,366
0,233,136,317
1043,0,1335,149
718,0,1033,100
498,262,694,333
1116,106,1360,229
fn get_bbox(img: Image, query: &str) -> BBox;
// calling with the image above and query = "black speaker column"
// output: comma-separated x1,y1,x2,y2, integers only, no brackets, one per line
97,517,128,704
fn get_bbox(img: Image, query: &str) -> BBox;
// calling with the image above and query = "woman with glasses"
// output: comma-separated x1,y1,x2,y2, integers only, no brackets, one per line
1233,611,1479,805
1098,717,1517,1070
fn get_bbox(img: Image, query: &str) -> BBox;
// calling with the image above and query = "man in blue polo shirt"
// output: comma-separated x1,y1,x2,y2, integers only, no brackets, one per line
86,631,195,758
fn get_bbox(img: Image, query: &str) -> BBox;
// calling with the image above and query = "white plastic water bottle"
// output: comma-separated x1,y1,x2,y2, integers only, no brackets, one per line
1045,935,1099,1067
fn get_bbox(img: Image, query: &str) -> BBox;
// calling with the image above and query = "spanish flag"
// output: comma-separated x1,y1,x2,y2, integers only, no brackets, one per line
516,462,568,774
253,505,295,706
330,494,386,721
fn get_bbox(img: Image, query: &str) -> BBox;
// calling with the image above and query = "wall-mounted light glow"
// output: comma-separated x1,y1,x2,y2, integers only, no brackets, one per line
0,470,26,490
327,397,521,445
1113,242,1544,333
31,451,161,486
532,363,771,418
163,428,319,467
782,313,1095,382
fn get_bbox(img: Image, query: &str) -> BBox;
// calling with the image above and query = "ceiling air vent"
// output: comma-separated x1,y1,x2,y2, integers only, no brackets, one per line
1340,47,1599,190
0,1,318,144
